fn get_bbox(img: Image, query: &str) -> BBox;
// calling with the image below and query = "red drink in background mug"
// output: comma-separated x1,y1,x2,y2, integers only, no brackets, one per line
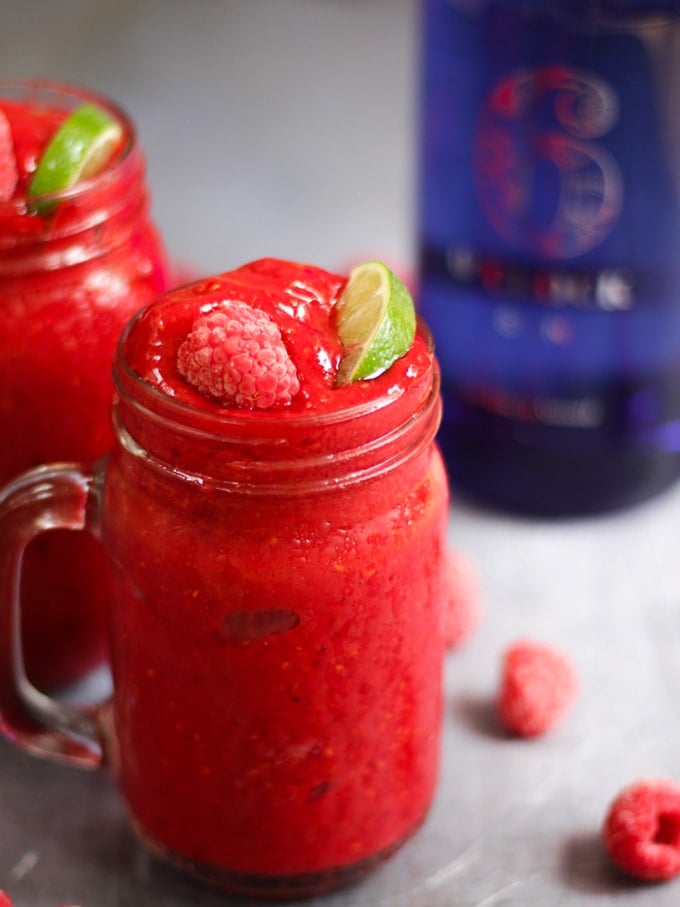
0,78,170,689
0,259,449,898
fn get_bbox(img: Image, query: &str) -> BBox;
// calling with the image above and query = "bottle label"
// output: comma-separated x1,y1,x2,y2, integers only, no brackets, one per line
421,1,680,502
420,0,680,395
475,66,623,260
460,383,605,428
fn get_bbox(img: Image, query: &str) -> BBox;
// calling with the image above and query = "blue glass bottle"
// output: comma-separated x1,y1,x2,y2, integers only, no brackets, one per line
418,0,680,515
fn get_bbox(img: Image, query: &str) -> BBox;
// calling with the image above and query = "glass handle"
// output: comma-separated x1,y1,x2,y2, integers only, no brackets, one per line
0,463,106,768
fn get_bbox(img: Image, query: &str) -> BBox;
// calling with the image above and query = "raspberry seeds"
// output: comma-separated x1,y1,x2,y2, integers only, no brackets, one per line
0,109,18,202
177,301,300,409
497,639,578,737
603,779,680,882
442,548,482,650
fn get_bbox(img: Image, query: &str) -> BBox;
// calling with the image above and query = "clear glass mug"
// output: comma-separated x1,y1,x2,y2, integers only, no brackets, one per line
0,299,449,898
0,77,170,689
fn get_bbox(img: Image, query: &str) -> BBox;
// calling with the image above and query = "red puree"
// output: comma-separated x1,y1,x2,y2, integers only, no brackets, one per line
0,85,169,688
104,259,449,894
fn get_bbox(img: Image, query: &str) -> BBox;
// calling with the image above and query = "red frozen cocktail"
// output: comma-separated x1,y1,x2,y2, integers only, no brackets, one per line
0,79,170,688
98,258,449,895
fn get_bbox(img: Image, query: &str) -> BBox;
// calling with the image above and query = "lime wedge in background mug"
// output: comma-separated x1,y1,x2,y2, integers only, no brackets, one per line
335,260,417,384
28,102,122,209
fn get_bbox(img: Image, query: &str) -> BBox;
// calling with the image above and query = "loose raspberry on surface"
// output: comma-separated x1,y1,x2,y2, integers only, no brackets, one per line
497,638,577,737
442,548,482,650
603,779,680,882
177,302,300,409
0,110,18,202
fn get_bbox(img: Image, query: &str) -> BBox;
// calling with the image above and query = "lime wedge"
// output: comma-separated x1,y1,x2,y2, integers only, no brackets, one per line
28,102,122,207
335,260,417,383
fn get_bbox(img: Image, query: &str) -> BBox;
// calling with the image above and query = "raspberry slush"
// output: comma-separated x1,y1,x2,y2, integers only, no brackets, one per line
0,79,170,688
102,258,449,895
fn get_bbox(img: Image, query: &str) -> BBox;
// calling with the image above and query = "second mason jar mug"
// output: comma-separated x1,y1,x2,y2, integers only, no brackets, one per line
0,77,171,690
0,262,449,898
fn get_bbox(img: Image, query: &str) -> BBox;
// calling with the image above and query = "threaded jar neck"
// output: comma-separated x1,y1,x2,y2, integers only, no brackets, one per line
0,78,150,275
112,318,443,495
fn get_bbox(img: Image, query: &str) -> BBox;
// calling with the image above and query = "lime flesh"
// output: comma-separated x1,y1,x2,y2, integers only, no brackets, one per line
28,102,123,207
335,260,416,383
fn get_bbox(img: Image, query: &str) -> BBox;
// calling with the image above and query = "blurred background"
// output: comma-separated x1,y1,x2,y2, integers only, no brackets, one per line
1,0,417,277
5,4,680,906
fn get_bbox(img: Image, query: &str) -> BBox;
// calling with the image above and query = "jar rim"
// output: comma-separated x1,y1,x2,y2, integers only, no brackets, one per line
0,76,136,215
113,306,439,438
112,307,442,491
111,386,443,495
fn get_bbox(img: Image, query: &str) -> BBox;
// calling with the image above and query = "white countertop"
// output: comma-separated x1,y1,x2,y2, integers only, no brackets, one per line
3,1,680,904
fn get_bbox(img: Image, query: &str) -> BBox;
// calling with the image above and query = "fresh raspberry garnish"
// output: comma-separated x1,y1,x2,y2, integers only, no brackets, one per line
603,779,680,881
177,302,300,409
443,548,482,649
0,109,18,201
497,639,577,737
0,892,13,907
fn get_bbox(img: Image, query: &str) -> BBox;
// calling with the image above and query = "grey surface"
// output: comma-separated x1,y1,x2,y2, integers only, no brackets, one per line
3,1,680,905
